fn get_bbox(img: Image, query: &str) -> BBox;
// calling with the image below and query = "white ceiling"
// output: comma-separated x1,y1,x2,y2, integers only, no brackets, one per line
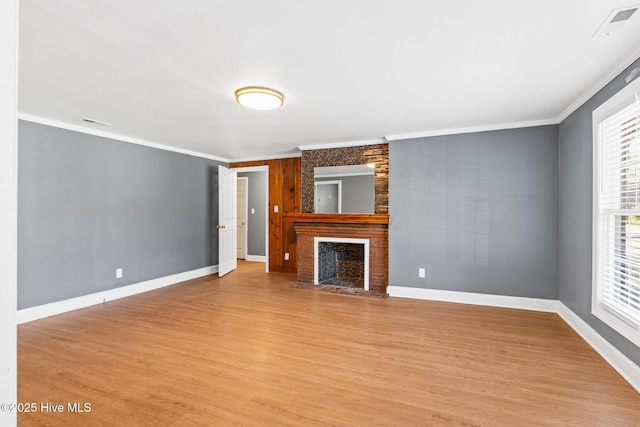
18,0,640,162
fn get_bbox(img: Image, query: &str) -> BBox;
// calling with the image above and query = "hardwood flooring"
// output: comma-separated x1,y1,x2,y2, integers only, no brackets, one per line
18,261,640,426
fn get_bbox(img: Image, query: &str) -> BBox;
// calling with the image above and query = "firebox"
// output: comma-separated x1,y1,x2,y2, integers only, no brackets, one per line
314,237,370,290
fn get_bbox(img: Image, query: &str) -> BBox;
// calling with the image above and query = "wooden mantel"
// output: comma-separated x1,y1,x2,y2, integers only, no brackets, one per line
282,213,390,225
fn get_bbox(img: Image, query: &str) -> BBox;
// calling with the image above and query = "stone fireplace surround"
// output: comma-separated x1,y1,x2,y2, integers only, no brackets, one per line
287,214,389,293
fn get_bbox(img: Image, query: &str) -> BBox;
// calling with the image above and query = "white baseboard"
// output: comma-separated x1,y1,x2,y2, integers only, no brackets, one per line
17,265,219,324
387,285,640,393
386,286,559,312
557,303,640,393
245,255,267,262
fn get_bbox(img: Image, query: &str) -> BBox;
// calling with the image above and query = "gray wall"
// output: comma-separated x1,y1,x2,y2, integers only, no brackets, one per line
237,171,267,257
315,175,375,213
18,120,225,309
558,57,640,365
389,125,558,299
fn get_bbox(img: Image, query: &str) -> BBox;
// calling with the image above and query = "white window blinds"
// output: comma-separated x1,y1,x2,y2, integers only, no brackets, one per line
595,89,640,341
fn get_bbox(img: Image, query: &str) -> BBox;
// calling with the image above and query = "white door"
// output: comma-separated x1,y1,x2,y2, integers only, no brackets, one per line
218,165,237,276
236,177,248,259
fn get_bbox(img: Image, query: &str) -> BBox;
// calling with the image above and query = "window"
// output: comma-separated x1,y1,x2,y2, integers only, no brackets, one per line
593,76,640,348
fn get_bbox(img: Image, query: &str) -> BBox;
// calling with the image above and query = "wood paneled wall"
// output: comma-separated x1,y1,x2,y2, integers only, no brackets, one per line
230,157,301,274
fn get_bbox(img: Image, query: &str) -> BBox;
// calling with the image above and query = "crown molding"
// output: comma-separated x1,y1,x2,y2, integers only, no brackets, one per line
298,138,387,151
229,151,301,163
556,47,640,123
18,113,231,163
387,49,640,142
19,49,640,159
385,118,558,141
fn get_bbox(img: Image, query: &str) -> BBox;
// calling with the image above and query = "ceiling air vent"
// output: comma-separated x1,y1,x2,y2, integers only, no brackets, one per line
593,5,639,37
82,117,112,126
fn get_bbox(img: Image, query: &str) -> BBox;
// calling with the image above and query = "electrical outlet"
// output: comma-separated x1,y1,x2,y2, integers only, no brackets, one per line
284,252,290,261
251,208,255,214
418,268,426,278
116,268,123,279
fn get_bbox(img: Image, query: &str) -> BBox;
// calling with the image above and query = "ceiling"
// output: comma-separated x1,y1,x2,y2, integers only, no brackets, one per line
18,0,640,162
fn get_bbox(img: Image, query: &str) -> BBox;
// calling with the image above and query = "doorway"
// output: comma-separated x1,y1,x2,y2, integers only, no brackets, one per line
236,177,248,259
315,180,342,213
231,166,269,272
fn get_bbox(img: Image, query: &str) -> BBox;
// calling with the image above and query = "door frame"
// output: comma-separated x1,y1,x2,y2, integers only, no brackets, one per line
231,165,269,272
236,176,248,260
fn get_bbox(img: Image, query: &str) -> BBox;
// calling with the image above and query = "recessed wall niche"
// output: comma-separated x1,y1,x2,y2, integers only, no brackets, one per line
301,143,389,214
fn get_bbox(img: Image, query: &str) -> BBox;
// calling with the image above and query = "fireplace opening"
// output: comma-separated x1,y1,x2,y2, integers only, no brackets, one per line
314,237,369,290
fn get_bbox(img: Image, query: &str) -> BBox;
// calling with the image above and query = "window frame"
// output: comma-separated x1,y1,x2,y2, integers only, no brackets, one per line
592,75,640,348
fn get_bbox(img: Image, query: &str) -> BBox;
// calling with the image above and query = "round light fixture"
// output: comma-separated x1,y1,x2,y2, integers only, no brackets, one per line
235,86,284,110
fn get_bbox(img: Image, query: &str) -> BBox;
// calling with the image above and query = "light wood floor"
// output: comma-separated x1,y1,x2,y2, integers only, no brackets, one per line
18,261,640,426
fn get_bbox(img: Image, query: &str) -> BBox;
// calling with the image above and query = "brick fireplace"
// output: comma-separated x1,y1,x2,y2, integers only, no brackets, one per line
286,214,389,293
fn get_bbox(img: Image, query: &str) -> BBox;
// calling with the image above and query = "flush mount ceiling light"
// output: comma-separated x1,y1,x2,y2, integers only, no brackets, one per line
235,86,284,110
